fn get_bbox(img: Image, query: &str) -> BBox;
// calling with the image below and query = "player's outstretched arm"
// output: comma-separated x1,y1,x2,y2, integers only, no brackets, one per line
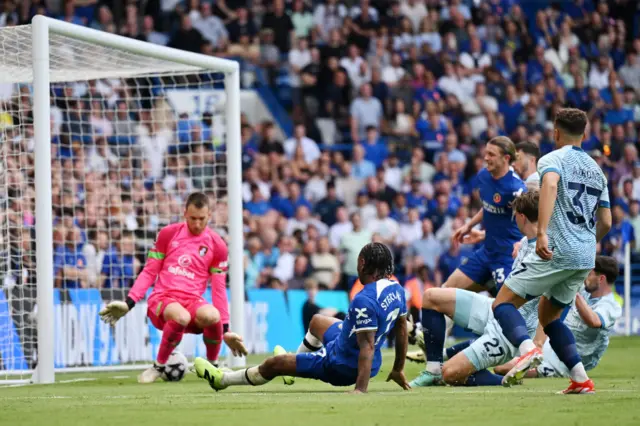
453,210,483,245
595,207,612,243
387,315,410,390
533,322,547,348
353,330,376,394
536,172,559,260
574,293,602,328
100,227,170,325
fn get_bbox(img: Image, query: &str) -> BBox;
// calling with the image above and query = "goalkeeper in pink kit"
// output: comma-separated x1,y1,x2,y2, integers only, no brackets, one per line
100,192,247,383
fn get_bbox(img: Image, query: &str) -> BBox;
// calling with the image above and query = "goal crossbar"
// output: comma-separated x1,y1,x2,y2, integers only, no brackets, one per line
6,15,245,384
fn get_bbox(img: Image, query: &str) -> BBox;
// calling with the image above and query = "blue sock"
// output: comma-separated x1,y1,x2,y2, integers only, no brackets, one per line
445,339,474,360
493,303,530,348
544,319,581,370
421,308,445,364
465,369,503,386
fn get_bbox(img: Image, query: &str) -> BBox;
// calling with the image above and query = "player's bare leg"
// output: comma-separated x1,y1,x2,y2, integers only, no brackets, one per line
537,296,594,393
441,352,503,386
441,271,485,341
193,304,226,368
139,302,191,384
195,353,298,391
297,314,341,354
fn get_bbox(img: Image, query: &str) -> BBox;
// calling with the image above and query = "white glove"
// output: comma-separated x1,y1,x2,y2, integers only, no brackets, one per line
223,332,248,357
99,301,130,325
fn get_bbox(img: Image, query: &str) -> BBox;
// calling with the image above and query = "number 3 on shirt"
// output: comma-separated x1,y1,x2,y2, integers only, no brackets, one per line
375,308,400,345
492,268,505,284
566,182,602,228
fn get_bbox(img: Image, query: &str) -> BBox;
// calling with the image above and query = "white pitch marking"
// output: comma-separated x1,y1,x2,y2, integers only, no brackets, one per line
59,378,97,384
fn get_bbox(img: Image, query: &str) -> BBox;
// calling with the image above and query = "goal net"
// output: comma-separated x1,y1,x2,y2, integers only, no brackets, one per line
0,17,243,384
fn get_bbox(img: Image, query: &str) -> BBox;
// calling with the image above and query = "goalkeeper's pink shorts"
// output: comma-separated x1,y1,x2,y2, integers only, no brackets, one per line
147,292,210,334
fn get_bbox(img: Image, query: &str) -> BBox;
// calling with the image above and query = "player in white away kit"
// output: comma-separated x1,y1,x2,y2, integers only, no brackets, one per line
410,192,543,387
513,141,540,192
495,256,622,379
492,108,612,394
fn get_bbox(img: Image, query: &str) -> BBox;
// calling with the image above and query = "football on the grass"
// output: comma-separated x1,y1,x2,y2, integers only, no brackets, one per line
162,351,188,382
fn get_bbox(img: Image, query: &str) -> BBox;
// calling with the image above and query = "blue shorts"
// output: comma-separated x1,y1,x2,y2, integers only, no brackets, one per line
459,247,513,289
295,322,358,387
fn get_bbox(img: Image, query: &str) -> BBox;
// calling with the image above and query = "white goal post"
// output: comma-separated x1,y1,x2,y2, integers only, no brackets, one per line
0,15,245,384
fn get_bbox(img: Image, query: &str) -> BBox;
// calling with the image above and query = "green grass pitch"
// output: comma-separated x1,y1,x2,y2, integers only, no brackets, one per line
1,337,639,426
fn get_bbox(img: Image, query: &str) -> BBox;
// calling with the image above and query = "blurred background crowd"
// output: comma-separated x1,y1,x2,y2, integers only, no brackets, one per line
2,0,640,309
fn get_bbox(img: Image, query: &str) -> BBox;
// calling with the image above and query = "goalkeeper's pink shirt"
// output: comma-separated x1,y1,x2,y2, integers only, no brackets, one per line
128,222,230,324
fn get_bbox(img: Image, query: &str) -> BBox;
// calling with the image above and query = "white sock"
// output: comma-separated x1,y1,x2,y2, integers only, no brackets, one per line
518,339,536,356
221,366,270,386
569,362,589,383
442,348,449,361
426,361,442,375
296,331,323,354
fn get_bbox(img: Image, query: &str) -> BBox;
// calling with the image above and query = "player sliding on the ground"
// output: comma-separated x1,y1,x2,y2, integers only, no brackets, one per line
194,242,411,394
492,108,612,394
419,136,527,386
495,255,622,380
99,192,248,383
410,192,542,387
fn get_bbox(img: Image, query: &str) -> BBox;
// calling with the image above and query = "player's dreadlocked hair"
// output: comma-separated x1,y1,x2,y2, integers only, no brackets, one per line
359,242,394,281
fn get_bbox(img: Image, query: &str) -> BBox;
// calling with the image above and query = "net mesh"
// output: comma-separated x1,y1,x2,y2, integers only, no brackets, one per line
0,24,230,378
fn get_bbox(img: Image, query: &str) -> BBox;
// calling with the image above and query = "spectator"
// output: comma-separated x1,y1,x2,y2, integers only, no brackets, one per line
396,207,423,250
328,206,352,249
603,205,635,264
405,218,441,274
310,237,341,290
360,126,388,168
284,123,320,164
272,236,295,284
350,84,383,141
301,278,345,332
313,0,348,42
400,0,428,33
619,51,640,91
588,55,612,90
192,2,228,49
168,15,205,53
315,182,344,227
288,255,310,289
339,212,372,289
245,183,271,216
244,235,265,289
55,227,87,289
100,231,139,288
83,229,109,288
366,201,399,247
261,0,294,54
350,144,376,180
226,7,257,45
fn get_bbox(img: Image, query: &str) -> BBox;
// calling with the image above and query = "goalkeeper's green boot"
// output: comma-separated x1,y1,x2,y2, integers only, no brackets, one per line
194,357,227,391
274,345,295,385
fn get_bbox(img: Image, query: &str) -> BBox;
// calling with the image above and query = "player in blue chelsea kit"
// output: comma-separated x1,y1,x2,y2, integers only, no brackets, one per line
452,136,527,294
194,243,411,394
415,136,526,385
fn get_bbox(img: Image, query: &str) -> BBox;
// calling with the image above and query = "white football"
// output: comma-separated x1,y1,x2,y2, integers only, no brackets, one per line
161,351,188,382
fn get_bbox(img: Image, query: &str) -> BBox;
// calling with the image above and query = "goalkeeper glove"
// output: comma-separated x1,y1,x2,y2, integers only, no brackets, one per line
99,297,136,325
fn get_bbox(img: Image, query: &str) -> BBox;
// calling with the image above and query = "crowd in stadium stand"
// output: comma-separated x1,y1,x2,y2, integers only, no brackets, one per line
2,0,640,301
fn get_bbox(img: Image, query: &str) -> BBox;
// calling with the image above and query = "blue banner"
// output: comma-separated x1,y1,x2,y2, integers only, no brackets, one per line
2,289,639,369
